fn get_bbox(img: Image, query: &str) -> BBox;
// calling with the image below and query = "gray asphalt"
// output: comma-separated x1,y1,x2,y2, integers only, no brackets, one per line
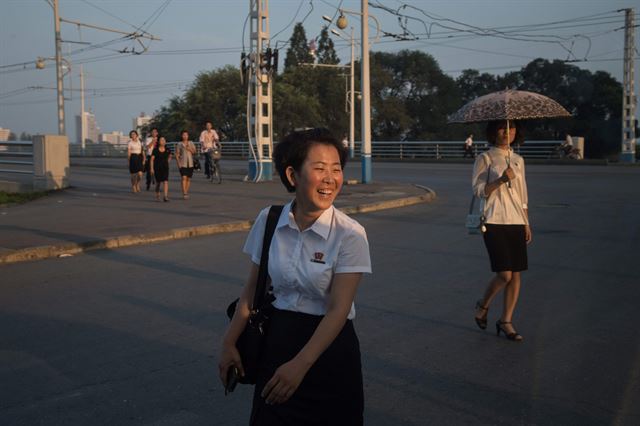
1,163,640,425
0,160,426,255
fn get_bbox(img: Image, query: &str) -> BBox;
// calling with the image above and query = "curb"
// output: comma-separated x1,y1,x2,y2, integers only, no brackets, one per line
0,186,436,265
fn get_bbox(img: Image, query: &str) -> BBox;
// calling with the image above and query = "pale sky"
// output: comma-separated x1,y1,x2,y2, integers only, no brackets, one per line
1,0,637,142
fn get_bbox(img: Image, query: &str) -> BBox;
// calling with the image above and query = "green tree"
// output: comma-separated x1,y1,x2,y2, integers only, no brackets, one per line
273,78,324,139
284,23,313,70
149,96,189,141
150,66,247,141
317,27,339,65
8,132,16,141
371,50,462,140
274,66,347,138
517,58,622,158
183,65,247,141
456,69,499,103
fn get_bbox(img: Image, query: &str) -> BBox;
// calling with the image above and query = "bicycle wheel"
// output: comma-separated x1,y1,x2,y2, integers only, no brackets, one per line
213,162,222,184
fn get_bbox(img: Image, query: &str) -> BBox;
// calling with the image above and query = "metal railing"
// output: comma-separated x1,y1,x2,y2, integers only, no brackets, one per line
65,140,564,160
0,141,33,174
368,140,563,159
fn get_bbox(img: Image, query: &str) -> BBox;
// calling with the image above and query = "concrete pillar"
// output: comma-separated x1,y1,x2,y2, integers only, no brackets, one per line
33,134,69,190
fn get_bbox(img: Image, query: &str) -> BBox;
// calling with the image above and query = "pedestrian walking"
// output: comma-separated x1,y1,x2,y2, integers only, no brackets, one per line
150,136,172,202
199,121,220,180
219,128,371,425
175,130,197,200
463,133,474,158
145,128,159,190
472,120,531,342
127,130,145,193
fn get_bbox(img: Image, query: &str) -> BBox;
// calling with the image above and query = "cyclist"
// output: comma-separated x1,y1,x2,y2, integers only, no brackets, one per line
199,121,221,181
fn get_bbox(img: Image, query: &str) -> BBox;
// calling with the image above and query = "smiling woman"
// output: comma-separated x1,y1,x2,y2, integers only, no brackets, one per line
219,128,371,425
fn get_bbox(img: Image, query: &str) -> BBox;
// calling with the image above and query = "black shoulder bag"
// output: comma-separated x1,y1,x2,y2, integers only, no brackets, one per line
226,205,283,384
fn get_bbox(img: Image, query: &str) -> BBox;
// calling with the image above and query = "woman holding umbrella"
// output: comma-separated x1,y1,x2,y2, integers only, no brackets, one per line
472,120,530,342
449,89,570,342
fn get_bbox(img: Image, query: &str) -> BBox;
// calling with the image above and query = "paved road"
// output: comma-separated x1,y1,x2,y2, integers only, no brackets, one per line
2,163,640,425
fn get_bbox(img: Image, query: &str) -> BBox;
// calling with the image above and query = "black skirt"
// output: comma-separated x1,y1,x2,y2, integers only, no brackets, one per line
483,224,528,272
251,309,363,426
179,167,194,178
129,154,144,173
154,164,169,182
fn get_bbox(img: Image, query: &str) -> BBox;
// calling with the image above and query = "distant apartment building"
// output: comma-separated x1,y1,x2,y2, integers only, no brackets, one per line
76,111,99,145
0,127,10,141
133,112,152,136
100,131,127,145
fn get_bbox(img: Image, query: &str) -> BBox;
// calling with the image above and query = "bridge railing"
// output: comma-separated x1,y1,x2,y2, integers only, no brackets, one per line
0,141,34,174
65,140,563,159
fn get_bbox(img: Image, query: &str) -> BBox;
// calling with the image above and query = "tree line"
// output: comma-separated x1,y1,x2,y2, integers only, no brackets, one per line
149,23,625,159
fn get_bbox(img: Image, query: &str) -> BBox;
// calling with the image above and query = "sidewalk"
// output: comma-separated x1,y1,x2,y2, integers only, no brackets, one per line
0,163,435,264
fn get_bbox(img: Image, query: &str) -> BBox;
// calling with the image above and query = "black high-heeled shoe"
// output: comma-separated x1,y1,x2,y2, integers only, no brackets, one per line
474,301,489,330
496,320,523,341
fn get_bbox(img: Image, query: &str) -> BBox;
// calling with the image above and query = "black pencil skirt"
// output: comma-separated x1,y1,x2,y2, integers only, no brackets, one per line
250,308,364,426
483,224,528,272
129,154,144,173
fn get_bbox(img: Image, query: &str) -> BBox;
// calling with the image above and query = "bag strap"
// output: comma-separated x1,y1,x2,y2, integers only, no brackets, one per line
252,205,284,310
468,152,492,214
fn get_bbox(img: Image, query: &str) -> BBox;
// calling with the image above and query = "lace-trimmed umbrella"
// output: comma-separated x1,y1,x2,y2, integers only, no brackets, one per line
447,89,571,123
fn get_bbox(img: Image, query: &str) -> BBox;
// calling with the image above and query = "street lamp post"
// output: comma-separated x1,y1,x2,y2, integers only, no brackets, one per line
330,26,356,159
327,2,379,183
348,26,355,160
360,0,371,183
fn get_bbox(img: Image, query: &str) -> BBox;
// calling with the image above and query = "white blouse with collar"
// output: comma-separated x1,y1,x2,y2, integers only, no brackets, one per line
243,202,372,320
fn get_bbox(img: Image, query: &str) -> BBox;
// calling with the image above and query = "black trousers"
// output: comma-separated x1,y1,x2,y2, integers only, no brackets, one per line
250,309,364,426
145,155,154,186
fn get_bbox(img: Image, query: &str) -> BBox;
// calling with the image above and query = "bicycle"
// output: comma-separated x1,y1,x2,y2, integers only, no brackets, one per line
203,149,222,184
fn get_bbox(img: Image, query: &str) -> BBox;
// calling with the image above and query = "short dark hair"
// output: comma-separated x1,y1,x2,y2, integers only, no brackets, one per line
129,130,138,138
274,128,347,193
180,130,189,137
486,120,525,145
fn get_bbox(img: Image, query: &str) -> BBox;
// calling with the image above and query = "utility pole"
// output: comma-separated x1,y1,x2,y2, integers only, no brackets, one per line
348,27,355,159
78,26,86,150
247,0,273,181
43,2,160,138
620,8,637,163
80,64,86,149
53,0,65,135
360,0,372,182
326,8,380,178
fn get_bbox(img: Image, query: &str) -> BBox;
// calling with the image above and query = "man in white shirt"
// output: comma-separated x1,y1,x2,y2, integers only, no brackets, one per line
199,121,220,179
463,134,474,158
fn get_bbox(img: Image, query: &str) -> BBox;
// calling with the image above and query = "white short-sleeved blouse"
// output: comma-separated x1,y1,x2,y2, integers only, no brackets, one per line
128,140,143,154
243,202,372,320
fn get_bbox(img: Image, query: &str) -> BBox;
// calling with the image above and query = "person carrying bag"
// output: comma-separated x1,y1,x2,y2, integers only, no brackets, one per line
224,205,283,388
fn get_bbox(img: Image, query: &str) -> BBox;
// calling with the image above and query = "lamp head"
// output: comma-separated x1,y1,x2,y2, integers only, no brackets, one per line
35,57,46,70
322,15,332,23
330,29,341,37
336,14,348,30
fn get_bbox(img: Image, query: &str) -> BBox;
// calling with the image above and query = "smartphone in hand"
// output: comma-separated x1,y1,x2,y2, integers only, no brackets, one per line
225,367,240,395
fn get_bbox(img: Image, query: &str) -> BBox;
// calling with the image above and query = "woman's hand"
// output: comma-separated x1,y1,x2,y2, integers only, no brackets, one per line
261,357,309,405
525,225,532,244
502,166,515,182
218,342,245,388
